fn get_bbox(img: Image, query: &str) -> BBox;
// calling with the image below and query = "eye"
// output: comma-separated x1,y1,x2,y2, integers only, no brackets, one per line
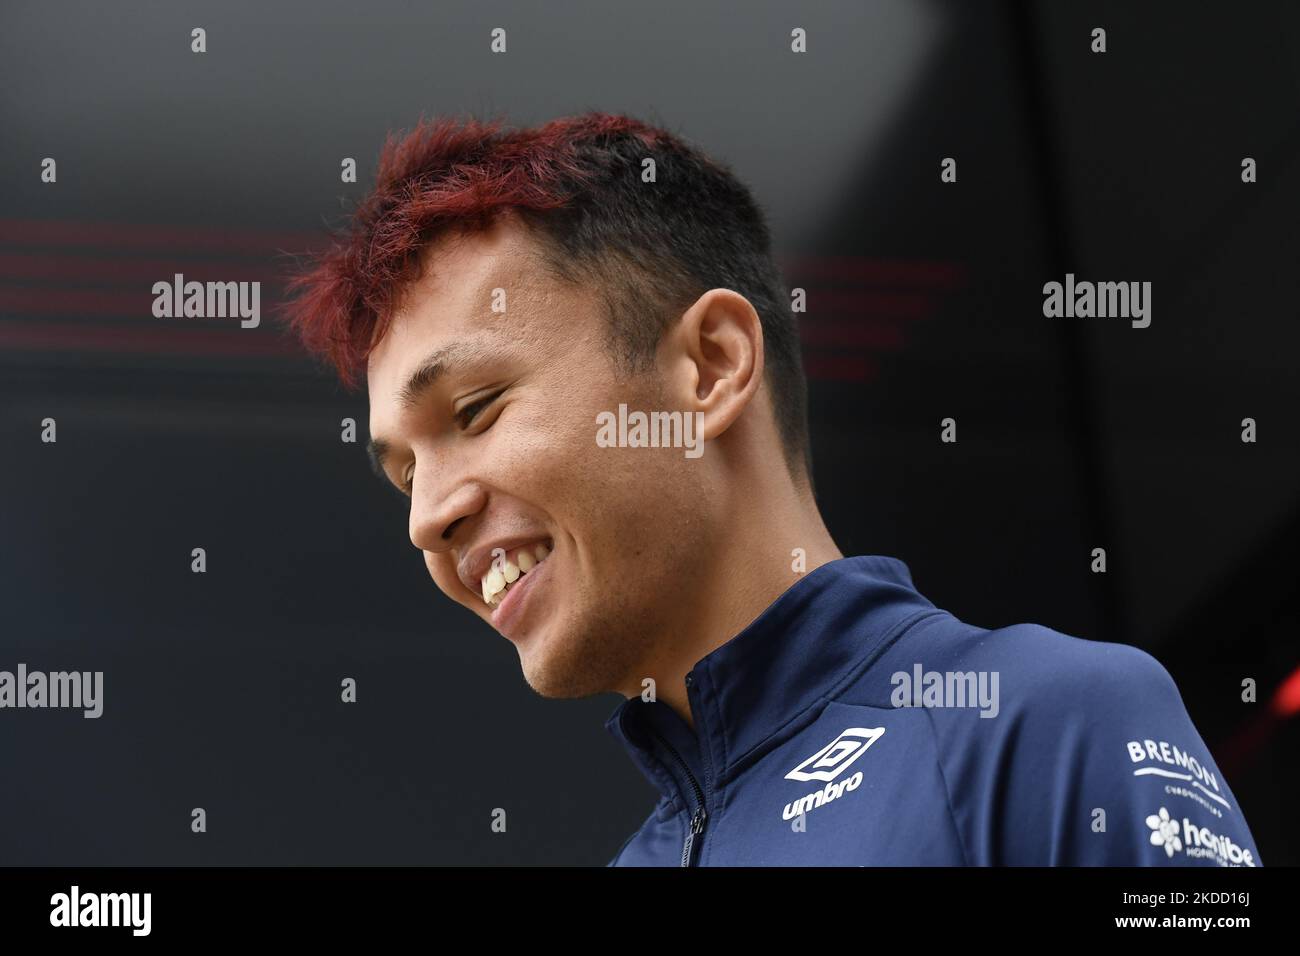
397,391,503,496
455,390,503,430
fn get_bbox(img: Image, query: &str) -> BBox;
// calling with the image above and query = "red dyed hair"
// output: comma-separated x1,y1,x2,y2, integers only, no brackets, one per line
282,113,673,387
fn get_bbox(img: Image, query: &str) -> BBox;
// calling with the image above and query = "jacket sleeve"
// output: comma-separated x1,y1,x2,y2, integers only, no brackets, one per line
936,624,1263,866
606,827,639,866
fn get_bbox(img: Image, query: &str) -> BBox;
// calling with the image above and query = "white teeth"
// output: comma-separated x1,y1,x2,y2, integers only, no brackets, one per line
479,541,552,608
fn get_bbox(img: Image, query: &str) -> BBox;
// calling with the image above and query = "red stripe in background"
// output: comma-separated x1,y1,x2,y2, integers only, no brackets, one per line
0,220,966,377
783,256,965,381
0,253,283,283
800,291,933,320
0,319,302,357
800,320,905,349
0,287,149,317
0,219,328,256
802,354,880,382
0,286,290,317
781,256,968,286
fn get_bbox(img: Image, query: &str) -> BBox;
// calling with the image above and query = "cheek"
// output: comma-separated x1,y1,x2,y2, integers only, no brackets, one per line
484,373,675,521
489,397,590,494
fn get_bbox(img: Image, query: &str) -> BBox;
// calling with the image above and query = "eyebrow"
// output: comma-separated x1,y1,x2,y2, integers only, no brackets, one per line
365,338,500,485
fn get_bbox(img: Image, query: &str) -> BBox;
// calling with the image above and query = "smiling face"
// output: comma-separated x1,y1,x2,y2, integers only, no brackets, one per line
366,216,713,698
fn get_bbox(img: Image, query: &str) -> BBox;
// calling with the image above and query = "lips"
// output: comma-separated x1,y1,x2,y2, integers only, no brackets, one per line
489,546,553,636
457,538,553,607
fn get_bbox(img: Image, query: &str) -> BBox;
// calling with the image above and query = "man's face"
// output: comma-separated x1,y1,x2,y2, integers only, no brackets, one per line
366,218,710,698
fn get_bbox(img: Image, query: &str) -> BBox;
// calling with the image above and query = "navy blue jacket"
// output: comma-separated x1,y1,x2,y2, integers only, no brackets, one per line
605,556,1262,866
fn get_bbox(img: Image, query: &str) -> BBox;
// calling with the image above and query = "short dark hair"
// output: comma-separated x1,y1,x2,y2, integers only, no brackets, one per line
283,112,811,478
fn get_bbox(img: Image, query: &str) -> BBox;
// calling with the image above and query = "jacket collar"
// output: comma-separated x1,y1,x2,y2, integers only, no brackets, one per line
604,555,937,805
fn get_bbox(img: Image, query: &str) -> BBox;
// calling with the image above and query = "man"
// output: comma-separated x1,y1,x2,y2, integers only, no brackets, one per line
285,112,1262,866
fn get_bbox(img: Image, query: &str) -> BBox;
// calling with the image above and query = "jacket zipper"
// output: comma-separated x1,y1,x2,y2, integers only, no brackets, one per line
649,727,708,867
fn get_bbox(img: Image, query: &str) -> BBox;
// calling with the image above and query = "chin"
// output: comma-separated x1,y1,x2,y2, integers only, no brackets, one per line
517,631,610,700
519,656,591,699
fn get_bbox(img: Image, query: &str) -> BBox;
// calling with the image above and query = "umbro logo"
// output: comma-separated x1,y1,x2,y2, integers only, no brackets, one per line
785,727,886,782
780,727,885,822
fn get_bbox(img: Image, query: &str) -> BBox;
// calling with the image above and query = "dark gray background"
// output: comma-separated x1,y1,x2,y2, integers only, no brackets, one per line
1,0,1296,864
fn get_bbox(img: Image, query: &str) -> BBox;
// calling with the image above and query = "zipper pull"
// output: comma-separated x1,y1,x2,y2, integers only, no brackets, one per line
680,806,708,867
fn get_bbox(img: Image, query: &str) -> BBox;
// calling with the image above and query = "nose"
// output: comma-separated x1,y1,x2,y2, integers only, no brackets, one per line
408,463,487,554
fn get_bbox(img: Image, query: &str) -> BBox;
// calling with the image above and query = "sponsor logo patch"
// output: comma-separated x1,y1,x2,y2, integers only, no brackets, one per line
1144,805,1256,867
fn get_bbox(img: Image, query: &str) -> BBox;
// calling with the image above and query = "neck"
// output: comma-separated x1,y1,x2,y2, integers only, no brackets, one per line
621,471,842,728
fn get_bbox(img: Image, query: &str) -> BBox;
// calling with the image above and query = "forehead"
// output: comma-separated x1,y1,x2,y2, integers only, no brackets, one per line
365,218,563,399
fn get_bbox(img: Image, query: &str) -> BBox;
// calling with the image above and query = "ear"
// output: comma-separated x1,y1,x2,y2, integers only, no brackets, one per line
664,288,764,442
